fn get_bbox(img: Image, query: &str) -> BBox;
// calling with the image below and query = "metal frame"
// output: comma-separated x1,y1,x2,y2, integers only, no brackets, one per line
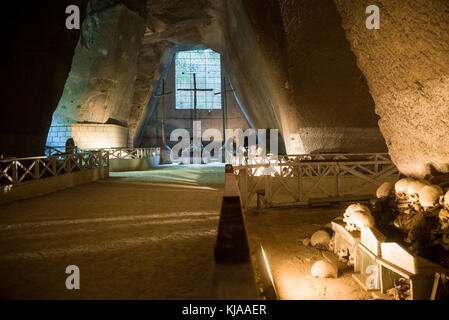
232,153,399,209
1,151,109,186
103,147,160,160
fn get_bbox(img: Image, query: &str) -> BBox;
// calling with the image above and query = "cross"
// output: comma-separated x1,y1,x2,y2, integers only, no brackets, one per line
154,79,173,149
215,77,235,161
177,73,213,123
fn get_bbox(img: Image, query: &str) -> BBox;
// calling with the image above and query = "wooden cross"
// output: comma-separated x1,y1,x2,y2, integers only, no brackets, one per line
215,76,235,159
177,73,213,122
154,79,173,148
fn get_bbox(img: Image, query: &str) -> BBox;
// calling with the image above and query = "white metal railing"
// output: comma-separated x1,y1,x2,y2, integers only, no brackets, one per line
45,146,160,160
232,153,399,208
45,145,83,156
0,151,109,186
102,147,160,160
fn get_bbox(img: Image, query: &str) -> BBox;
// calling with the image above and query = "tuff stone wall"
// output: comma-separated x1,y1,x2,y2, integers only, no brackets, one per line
46,125,73,148
53,3,145,126
333,0,449,178
141,54,251,147
278,0,387,153
71,124,128,149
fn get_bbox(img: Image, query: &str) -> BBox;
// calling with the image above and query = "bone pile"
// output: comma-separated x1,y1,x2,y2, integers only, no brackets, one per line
373,176,449,261
386,278,411,300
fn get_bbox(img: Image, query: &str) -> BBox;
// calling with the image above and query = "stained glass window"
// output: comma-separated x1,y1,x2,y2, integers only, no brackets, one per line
175,49,222,109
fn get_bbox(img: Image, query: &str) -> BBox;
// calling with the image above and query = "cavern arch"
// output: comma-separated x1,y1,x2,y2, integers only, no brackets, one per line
44,0,389,159
1,0,449,302
2,0,448,178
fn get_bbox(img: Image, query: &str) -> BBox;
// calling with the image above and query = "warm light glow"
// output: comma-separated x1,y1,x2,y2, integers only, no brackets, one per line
258,244,278,300
261,245,275,286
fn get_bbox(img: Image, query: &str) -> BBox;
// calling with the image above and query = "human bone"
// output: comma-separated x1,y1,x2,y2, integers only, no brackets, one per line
418,185,443,208
406,180,429,202
394,178,415,200
343,203,374,232
310,260,338,279
387,278,411,300
440,190,449,210
376,182,394,199
439,209,449,230
337,247,353,265
310,230,331,248
302,238,311,247
328,235,335,252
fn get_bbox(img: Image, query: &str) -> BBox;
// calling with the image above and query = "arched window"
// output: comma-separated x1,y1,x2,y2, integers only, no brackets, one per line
175,49,222,110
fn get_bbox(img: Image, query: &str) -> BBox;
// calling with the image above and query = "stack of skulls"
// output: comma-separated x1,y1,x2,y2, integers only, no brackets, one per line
372,177,449,267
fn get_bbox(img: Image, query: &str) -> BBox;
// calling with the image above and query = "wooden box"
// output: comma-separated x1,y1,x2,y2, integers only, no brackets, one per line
377,243,446,300
353,243,381,291
331,220,360,254
361,227,386,256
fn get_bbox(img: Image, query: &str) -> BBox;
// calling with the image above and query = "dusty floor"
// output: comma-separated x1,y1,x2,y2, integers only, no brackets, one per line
0,164,371,300
0,164,225,299
245,205,373,300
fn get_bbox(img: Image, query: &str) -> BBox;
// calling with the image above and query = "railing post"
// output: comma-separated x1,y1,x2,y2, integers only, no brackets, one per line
335,164,340,197
34,159,40,179
264,173,272,207
239,168,248,209
298,165,303,202
296,164,301,202
67,154,72,173
51,156,56,176
12,161,18,185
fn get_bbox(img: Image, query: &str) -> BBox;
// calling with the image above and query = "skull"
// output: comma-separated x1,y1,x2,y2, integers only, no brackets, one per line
311,260,338,279
376,182,394,199
343,203,375,232
440,190,449,210
418,185,443,209
406,180,429,203
310,230,331,249
395,178,415,200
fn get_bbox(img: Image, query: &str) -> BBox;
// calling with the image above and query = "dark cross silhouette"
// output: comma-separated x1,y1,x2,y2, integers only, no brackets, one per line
154,79,173,149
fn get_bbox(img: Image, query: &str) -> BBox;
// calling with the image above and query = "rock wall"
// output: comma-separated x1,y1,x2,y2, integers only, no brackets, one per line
333,0,449,177
53,3,145,127
278,0,387,153
129,0,217,146
71,123,128,149
222,0,291,153
141,54,251,147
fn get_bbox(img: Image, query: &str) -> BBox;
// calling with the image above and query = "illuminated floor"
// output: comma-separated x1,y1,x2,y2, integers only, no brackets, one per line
246,205,373,300
0,165,225,299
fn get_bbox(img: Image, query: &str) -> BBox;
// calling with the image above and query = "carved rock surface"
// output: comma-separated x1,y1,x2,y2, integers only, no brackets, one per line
334,0,449,178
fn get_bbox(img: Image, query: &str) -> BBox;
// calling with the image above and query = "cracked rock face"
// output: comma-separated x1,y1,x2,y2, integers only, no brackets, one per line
54,3,145,126
14,0,445,173
334,0,449,178
50,0,389,155
278,0,386,153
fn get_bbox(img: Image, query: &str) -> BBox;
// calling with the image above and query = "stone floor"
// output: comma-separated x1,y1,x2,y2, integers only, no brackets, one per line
0,164,225,299
0,164,371,300
245,205,372,300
